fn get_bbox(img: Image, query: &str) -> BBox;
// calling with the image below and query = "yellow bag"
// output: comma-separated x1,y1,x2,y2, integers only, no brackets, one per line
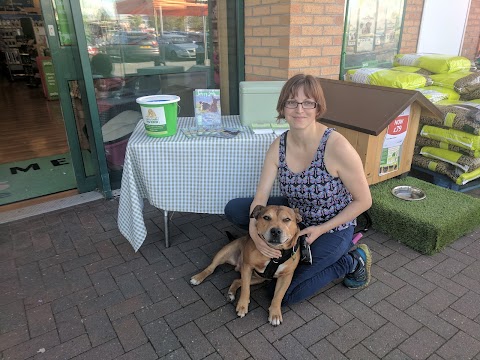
420,125,480,150
346,68,430,89
394,54,471,74
430,72,480,94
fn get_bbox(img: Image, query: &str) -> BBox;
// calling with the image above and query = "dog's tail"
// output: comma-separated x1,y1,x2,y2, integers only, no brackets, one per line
225,231,237,242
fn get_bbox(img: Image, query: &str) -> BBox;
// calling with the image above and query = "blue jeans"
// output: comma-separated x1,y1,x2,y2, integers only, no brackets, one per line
224,197,355,305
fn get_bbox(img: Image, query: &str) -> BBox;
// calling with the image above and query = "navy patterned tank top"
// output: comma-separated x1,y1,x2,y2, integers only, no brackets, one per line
278,128,356,231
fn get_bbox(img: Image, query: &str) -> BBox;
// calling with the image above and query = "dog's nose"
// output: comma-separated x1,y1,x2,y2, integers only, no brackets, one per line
270,228,282,238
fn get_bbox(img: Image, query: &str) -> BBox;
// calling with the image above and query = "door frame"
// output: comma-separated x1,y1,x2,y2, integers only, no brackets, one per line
39,0,112,198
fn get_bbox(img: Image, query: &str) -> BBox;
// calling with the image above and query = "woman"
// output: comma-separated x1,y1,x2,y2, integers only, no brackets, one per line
225,74,372,305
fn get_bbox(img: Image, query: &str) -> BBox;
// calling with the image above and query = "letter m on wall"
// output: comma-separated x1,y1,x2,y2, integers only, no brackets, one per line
10,163,40,175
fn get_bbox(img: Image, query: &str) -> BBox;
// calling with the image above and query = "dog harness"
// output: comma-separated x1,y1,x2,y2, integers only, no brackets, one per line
254,237,300,280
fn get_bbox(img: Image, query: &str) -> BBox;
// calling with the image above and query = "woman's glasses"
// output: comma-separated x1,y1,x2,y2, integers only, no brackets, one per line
284,100,318,109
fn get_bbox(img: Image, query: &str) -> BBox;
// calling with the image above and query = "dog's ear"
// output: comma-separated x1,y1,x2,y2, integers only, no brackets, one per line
294,208,302,223
250,205,265,219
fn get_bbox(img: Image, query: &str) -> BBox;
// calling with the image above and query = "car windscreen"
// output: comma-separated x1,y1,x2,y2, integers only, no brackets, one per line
126,34,156,45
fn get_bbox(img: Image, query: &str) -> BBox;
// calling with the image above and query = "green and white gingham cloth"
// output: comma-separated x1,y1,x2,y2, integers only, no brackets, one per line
118,115,280,251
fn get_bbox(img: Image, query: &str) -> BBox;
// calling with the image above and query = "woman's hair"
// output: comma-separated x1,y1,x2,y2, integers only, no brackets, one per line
276,74,327,122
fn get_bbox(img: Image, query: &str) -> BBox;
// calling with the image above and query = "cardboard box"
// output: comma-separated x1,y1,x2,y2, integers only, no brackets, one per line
239,81,285,125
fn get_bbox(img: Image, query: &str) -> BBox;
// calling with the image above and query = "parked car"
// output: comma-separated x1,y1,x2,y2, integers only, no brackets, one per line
157,34,202,60
102,31,162,64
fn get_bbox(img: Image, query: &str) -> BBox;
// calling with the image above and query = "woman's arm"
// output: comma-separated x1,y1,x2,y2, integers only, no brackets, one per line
249,138,283,258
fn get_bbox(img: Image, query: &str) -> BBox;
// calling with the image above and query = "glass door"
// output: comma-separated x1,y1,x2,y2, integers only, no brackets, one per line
40,0,112,197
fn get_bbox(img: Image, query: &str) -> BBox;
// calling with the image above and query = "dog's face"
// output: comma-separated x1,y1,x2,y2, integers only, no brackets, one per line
250,205,302,248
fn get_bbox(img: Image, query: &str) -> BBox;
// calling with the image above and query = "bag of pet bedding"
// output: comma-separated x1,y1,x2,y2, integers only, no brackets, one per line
393,54,471,74
420,125,480,151
430,71,480,94
412,154,480,185
345,68,431,89
415,86,460,103
418,146,480,172
416,135,480,158
390,65,433,75
436,99,480,109
419,105,480,135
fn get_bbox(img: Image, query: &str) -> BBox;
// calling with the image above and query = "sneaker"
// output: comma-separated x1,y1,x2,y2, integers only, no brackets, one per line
343,244,372,289
299,235,312,265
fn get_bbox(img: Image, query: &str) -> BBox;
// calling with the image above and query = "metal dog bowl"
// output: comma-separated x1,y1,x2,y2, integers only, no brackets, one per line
391,186,426,201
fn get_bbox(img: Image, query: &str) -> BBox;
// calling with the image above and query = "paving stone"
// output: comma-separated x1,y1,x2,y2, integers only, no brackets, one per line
34,334,91,360
422,269,469,297
206,325,249,360
89,270,118,296
113,314,148,352
94,239,120,259
194,304,238,334
418,287,459,315
392,267,437,293
385,284,425,310
174,321,215,360
309,293,354,326
0,325,30,352
370,265,406,291
164,300,211,330
83,310,117,347
139,275,171,302
115,272,145,299
341,297,387,331
135,296,182,326
78,289,125,317
109,257,150,278
271,334,317,360
116,343,158,360
435,331,480,359
238,329,284,359
326,318,374,354
51,287,98,314
225,306,268,338
353,280,395,307
62,253,101,273
376,252,411,273
372,300,422,335
105,292,152,321
288,300,322,322
450,290,480,320
84,255,125,275
166,277,201,307
159,262,198,284
26,303,56,338
361,322,408,358
398,326,445,359
440,308,480,342
2,330,60,360
403,256,439,275
0,301,27,334
258,310,305,342
405,304,458,340
291,314,339,348
65,267,92,293
54,306,86,343
143,318,181,357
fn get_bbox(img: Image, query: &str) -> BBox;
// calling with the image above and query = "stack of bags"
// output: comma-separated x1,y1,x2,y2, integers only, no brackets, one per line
345,53,480,186
414,104,480,186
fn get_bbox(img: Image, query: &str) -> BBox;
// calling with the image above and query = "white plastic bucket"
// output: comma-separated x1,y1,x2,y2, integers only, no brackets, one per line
136,95,180,137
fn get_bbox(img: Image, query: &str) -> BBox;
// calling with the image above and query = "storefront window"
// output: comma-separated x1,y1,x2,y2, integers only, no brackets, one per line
341,0,406,78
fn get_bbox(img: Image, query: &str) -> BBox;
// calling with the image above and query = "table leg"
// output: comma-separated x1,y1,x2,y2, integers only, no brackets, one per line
164,210,170,247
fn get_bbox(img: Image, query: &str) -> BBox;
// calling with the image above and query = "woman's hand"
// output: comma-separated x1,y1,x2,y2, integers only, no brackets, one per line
298,225,326,244
250,233,282,259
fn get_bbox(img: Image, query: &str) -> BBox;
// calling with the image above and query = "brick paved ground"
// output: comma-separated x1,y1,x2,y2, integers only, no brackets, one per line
1,194,480,360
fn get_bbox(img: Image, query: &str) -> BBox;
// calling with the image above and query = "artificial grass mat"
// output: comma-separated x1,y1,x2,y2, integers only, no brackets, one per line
369,176,480,255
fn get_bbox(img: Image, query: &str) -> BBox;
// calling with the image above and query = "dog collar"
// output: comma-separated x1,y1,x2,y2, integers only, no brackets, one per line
254,237,300,280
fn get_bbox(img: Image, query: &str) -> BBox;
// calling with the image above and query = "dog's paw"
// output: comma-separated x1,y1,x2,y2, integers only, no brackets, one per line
268,308,283,326
236,303,248,318
190,275,202,285
227,292,235,302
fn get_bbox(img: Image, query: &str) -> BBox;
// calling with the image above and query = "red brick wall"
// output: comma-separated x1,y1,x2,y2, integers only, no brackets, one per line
244,0,345,81
399,0,424,54
462,0,480,60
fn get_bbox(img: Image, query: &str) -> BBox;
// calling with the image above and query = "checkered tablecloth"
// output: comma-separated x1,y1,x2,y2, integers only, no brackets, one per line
118,115,280,251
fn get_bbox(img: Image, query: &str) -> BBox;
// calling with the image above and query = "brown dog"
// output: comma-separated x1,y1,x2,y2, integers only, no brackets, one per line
190,205,302,326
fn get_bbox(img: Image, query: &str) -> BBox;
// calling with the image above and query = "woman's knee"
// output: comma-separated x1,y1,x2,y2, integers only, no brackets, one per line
224,198,252,228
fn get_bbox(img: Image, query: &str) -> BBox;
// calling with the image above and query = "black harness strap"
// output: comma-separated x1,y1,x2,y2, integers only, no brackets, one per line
254,237,300,280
